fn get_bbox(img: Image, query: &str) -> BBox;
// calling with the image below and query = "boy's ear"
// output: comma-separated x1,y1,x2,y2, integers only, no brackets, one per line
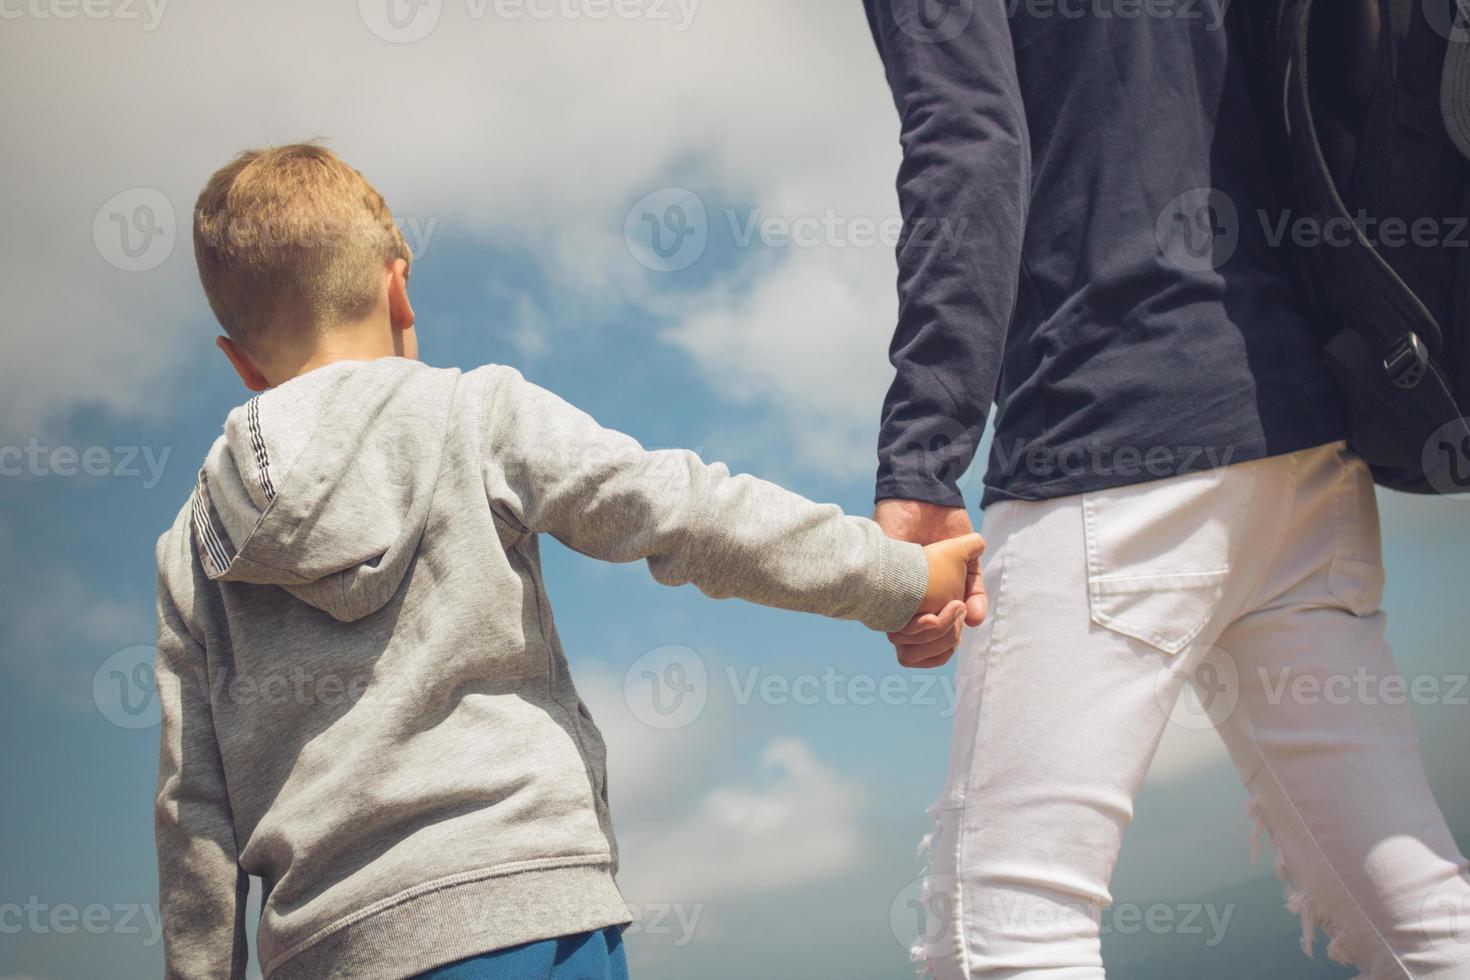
387,258,414,334
216,336,271,392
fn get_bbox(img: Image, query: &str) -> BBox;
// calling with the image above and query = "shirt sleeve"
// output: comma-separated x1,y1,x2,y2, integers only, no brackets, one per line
864,0,1032,507
479,367,929,633
154,562,250,980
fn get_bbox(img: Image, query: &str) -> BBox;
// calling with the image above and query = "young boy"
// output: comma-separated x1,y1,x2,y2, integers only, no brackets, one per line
154,143,984,980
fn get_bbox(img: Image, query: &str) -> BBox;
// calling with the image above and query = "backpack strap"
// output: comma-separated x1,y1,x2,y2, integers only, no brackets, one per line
1443,0,1470,161
1284,0,1447,389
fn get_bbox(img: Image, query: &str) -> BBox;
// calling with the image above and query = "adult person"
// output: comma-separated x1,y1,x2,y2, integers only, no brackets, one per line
862,1,1470,976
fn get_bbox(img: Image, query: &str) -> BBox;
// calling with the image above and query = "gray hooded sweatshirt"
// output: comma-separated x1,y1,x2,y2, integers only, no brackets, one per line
154,357,930,980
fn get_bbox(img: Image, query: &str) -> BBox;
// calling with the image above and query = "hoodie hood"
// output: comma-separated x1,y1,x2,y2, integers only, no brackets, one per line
190,358,458,622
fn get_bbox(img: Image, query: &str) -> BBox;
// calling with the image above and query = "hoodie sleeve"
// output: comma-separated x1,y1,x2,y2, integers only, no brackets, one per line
154,558,250,980
864,0,1031,508
479,368,929,633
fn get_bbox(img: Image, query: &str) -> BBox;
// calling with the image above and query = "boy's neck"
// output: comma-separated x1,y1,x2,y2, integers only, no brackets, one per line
268,324,408,387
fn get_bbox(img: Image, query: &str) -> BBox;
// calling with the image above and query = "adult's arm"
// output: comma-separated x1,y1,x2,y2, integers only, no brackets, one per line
864,0,1032,507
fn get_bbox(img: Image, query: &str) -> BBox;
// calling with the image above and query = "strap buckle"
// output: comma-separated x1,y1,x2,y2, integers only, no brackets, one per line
1384,333,1430,390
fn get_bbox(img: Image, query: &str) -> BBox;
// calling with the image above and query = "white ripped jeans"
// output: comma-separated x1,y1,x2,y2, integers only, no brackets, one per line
913,442,1470,979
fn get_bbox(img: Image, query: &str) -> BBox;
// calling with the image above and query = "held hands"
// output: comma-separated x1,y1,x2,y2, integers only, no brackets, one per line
922,533,987,616
877,500,989,670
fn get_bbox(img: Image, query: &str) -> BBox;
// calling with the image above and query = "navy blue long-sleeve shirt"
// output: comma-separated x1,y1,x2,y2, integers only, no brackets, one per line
865,0,1344,508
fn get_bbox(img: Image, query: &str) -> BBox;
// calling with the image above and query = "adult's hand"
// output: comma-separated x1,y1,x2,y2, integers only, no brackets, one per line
875,500,987,669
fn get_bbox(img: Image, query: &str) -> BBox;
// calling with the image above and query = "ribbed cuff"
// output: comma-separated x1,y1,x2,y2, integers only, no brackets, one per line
874,475,966,510
862,537,930,633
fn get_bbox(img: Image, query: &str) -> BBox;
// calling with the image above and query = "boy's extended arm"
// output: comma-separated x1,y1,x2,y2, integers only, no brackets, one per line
480,368,929,633
154,569,249,980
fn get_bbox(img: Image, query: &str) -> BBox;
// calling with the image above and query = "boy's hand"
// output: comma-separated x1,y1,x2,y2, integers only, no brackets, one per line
886,532,985,670
875,501,988,669
922,533,987,616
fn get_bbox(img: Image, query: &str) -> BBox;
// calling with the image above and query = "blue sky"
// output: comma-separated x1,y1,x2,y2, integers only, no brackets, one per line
2,3,1467,979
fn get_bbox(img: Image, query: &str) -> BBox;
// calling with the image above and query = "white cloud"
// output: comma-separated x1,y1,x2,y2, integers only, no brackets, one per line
576,664,869,906
617,737,868,903
4,1,903,479
666,246,897,481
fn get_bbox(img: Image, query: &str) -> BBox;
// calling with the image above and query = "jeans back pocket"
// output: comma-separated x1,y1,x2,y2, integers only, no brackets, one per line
1082,465,1257,655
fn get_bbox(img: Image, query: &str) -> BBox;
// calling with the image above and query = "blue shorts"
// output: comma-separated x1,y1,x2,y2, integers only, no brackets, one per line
413,927,628,980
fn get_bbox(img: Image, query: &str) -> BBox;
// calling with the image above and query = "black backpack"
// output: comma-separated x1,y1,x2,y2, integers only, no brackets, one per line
1234,0,1470,494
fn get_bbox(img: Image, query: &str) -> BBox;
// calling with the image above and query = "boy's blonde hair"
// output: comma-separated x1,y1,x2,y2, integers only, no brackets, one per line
193,143,411,356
